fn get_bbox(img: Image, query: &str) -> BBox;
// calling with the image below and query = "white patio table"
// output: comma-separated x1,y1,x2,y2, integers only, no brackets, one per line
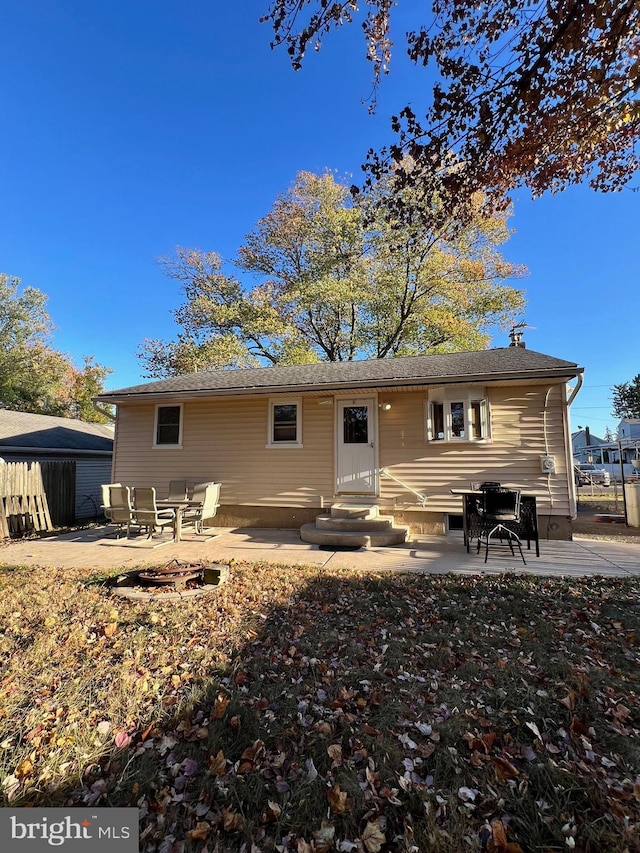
156,498,201,543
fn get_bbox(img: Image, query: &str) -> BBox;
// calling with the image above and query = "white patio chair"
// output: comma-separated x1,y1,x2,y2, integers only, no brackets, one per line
107,485,133,538
168,479,188,501
101,483,121,522
182,483,221,535
188,481,215,500
132,487,175,540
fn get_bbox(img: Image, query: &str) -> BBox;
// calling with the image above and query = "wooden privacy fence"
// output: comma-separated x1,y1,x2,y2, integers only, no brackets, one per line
40,461,76,527
0,461,75,538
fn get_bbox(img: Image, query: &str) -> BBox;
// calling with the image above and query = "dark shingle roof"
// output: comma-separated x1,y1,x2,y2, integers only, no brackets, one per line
0,410,114,452
97,348,581,402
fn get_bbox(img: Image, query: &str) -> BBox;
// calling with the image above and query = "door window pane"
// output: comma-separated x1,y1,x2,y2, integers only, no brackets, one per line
343,406,368,443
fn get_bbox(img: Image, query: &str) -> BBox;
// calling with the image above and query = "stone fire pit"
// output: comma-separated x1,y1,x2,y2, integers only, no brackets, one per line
111,559,229,601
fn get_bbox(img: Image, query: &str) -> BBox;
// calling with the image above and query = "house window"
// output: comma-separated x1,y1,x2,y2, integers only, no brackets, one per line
426,391,489,442
154,404,183,447
268,397,302,447
470,401,483,439
450,401,465,438
431,402,445,440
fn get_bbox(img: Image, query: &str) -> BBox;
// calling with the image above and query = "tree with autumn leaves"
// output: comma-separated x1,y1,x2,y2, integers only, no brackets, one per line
140,2,638,375
138,172,525,376
0,273,112,422
261,1,640,227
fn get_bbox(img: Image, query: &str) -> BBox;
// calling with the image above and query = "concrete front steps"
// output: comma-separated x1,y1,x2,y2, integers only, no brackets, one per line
300,503,408,548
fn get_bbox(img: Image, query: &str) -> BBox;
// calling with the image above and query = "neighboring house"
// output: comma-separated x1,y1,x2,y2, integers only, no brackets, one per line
571,419,640,479
0,410,114,519
619,419,640,477
97,346,583,540
618,418,640,441
571,427,606,460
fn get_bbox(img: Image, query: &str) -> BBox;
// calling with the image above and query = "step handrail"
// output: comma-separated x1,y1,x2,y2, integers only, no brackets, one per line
380,468,428,506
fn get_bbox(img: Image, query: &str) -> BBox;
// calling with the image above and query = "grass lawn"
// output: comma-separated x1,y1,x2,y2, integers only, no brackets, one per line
575,488,626,512
1,559,639,852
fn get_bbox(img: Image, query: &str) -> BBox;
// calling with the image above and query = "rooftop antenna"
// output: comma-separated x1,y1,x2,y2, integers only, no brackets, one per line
508,321,536,348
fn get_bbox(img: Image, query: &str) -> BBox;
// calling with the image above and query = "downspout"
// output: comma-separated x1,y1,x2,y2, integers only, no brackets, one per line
542,387,555,525
566,373,583,407
564,373,584,520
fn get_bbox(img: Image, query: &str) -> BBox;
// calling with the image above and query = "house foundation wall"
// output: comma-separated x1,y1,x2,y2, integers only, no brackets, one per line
393,511,572,540
393,511,446,535
214,505,322,530
536,515,573,541
213,505,573,540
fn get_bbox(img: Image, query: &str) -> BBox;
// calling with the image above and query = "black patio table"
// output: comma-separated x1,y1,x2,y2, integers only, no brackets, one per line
450,489,540,557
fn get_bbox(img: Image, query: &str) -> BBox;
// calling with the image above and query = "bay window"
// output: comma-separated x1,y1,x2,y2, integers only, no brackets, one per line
426,390,489,442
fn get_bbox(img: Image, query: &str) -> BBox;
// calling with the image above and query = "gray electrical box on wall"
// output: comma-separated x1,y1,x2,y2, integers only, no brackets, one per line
540,455,556,474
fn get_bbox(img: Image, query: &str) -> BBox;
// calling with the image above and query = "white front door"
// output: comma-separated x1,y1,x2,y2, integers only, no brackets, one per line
336,399,377,494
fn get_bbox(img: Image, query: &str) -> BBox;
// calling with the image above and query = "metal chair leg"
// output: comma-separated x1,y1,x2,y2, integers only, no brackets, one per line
483,523,526,565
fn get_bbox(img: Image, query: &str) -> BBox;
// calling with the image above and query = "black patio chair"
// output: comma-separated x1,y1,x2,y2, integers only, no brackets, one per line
476,488,526,564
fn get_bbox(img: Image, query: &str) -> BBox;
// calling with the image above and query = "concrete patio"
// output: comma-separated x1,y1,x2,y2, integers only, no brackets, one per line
1,524,639,578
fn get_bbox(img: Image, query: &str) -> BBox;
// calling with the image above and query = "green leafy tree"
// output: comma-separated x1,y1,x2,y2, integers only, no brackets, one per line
138,171,525,376
237,171,368,362
0,274,51,408
357,176,526,357
137,245,315,377
0,273,113,422
612,374,640,420
262,1,640,227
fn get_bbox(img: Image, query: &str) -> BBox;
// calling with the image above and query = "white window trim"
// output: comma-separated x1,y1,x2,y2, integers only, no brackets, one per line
266,396,303,448
425,389,491,443
153,403,183,449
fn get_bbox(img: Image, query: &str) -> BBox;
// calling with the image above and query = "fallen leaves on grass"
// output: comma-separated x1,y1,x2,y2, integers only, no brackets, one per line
1,562,639,851
361,819,386,851
327,783,349,813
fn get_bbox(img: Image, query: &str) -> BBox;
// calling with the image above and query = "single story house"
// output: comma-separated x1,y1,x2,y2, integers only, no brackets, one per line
0,409,114,520
96,345,583,540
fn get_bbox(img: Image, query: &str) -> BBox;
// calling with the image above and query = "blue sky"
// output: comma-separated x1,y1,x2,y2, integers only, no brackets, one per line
1,1,636,436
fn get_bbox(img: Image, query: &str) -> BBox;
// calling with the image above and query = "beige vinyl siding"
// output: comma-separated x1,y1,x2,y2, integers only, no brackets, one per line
112,381,572,517
378,384,570,517
113,396,335,507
